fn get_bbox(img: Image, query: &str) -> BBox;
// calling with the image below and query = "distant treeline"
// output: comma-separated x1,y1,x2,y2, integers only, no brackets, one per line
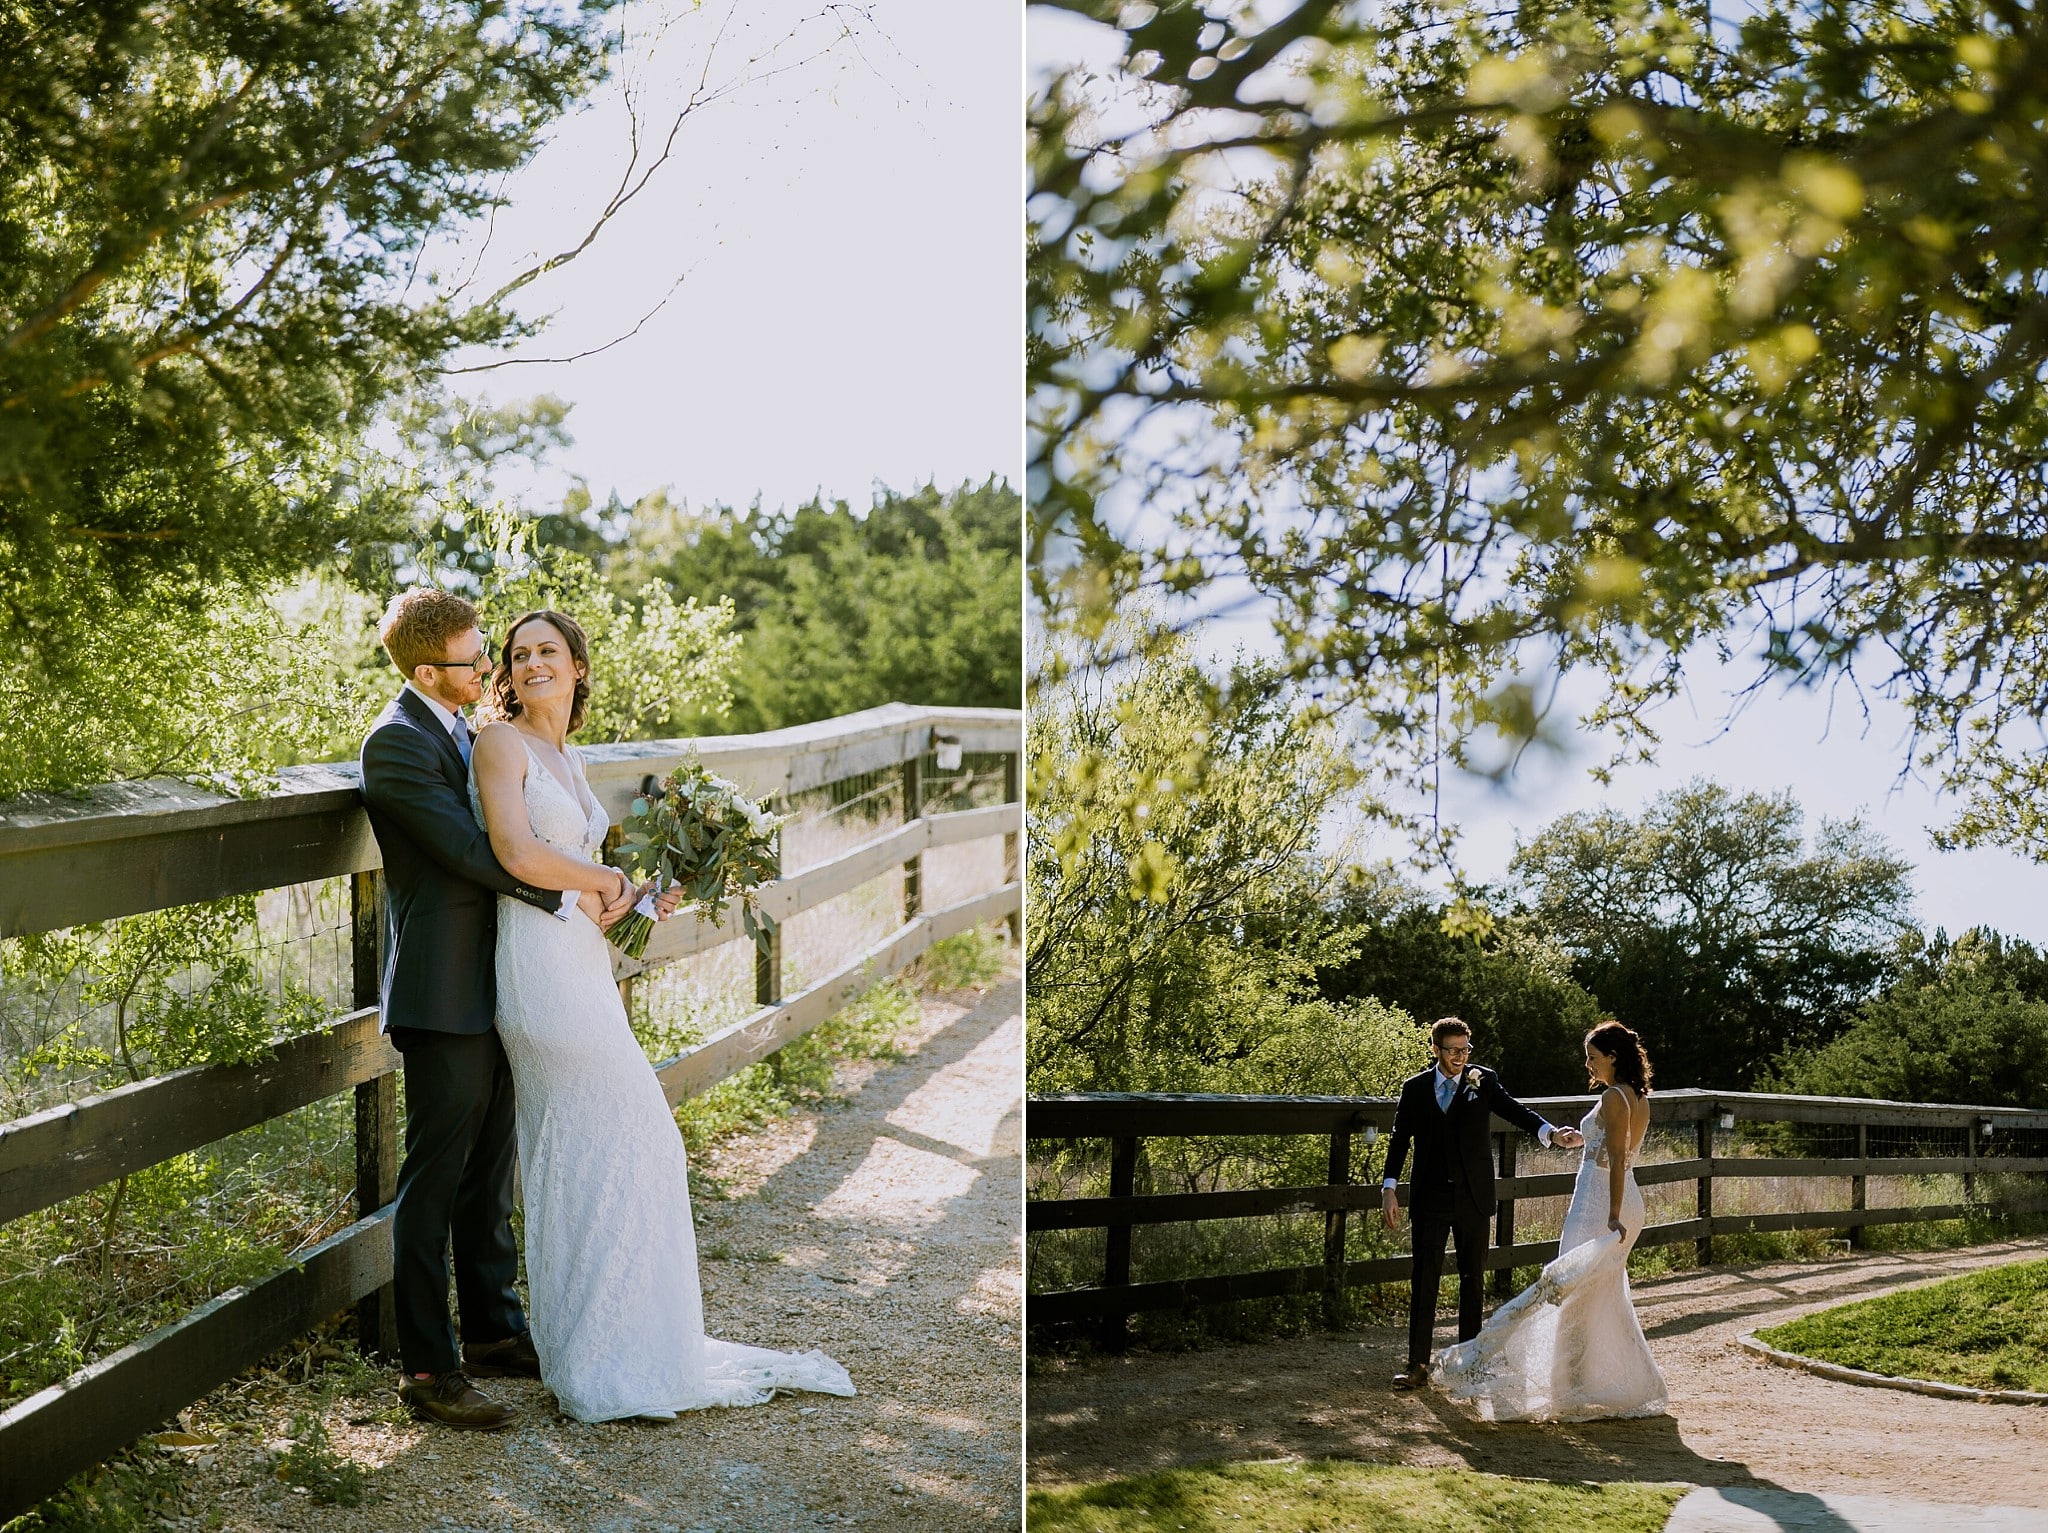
1028,641,2046,1111
548,475,1020,735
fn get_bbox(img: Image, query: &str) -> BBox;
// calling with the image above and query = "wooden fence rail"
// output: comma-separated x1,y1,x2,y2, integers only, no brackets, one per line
1025,1089,2048,1337
0,703,1021,1517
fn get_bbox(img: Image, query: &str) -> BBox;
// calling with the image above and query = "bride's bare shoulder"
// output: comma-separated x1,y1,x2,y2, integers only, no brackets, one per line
471,720,527,770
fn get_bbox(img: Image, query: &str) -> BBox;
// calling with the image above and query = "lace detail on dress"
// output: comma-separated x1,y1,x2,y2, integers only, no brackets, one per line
1433,1093,1669,1422
469,737,854,1421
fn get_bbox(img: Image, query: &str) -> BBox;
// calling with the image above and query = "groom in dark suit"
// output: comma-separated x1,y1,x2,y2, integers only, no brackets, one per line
360,589,636,1428
1379,1016,1581,1388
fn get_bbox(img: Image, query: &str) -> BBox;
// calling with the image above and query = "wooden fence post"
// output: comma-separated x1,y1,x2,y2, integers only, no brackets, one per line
902,754,923,921
1003,752,1022,944
1493,1132,1516,1299
1965,1118,1977,1202
1696,1112,1714,1268
1850,1122,1867,1250
1102,1136,1137,1351
1324,1129,1351,1325
350,870,399,1361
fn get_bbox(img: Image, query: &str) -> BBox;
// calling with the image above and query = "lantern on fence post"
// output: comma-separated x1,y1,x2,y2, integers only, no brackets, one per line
933,733,964,772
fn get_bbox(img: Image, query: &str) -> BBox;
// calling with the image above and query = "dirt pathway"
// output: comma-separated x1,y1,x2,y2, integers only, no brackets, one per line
1027,1238,2048,1509
175,964,1022,1532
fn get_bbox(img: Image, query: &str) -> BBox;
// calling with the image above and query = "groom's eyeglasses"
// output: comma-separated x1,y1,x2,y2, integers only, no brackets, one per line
429,646,494,673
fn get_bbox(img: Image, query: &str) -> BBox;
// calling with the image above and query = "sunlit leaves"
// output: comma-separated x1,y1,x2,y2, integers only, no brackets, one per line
1030,0,2048,865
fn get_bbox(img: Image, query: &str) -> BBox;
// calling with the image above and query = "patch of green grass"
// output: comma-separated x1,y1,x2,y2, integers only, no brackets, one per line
271,1409,368,1507
917,927,1008,990
1025,1460,1685,1533
1756,1256,2048,1393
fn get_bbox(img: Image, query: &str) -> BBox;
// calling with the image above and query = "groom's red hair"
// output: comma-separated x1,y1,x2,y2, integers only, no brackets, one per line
380,589,480,679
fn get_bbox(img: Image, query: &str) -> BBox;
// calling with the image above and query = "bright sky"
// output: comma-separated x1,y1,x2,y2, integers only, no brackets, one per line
437,0,1021,515
1028,7,2048,946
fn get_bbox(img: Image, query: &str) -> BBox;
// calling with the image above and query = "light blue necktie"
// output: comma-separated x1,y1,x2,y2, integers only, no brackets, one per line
452,713,473,766
1437,1072,1455,1112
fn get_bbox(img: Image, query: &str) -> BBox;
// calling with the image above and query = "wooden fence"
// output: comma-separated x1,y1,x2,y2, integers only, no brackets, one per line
1026,1089,2048,1338
0,702,1021,1516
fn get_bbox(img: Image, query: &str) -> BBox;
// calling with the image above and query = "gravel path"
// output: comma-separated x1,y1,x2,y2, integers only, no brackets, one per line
1027,1237,2048,1509
173,964,1022,1532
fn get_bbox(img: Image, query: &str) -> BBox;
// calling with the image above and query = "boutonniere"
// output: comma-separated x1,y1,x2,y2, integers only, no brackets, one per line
1462,1067,1481,1091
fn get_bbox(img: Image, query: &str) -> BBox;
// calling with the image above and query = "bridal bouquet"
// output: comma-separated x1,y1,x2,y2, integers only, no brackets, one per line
604,759,783,960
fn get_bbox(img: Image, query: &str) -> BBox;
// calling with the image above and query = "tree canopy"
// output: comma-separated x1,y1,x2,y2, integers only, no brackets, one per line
1316,872,1604,1095
2,0,631,674
1772,926,2048,1107
1031,0,2048,860
1508,778,1914,1085
610,478,1024,733
1027,628,1423,1094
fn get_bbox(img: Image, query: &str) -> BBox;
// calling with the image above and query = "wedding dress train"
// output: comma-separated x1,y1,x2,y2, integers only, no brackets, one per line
1433,1095,1668,1422
476,739,854,1422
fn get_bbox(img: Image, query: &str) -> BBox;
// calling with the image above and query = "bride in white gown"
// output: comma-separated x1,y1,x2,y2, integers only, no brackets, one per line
469,608,854,1423
1433,1021,1669,1422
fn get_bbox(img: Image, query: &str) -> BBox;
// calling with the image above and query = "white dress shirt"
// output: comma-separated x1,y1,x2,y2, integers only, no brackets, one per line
407,683,576,921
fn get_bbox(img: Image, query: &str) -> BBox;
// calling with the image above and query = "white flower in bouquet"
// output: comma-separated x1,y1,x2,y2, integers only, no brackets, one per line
605,758,783,960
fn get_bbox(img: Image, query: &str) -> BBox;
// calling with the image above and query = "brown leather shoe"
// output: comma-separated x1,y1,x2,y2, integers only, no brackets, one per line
398,1371,519,1430
462,1331,542,1379
1391,1364,1431,1391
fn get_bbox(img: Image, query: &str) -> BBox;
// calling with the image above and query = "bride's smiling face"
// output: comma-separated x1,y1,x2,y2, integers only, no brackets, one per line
507,620,585,711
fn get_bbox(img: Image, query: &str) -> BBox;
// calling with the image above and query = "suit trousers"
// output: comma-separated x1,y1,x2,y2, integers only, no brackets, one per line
1406,1181,1491,1366
388,1027,528,1375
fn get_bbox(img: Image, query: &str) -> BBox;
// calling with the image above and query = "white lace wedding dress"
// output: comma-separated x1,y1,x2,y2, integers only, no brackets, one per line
1433,1092,1669,1421
473,738,855,1422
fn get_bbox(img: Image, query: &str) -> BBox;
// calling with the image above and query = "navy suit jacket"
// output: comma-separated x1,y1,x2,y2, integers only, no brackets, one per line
1383,1064,1550,1217
359,689,562,1036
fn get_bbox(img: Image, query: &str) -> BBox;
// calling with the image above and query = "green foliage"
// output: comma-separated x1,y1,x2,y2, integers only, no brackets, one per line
6,897,321,1106
466,501,740,746
272,1411,368,1507
0,1445,188,1533
1756,1258,2048,1393
1029,627,1417,1094
1509,779,1913,1088
1025,1460,1685,1533
0,1096,354,1411
629,973,926,1161
1031,0,2048,865
918,927,1011,992
1,0,624,675
611,478,1023,732
1318,872,1604,1096
611,759,779,959
1771,928,2048,1108
0,576,388,799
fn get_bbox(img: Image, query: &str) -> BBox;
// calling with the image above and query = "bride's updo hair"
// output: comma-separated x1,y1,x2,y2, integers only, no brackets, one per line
1586,1020,1653,1095
478,609,592,735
